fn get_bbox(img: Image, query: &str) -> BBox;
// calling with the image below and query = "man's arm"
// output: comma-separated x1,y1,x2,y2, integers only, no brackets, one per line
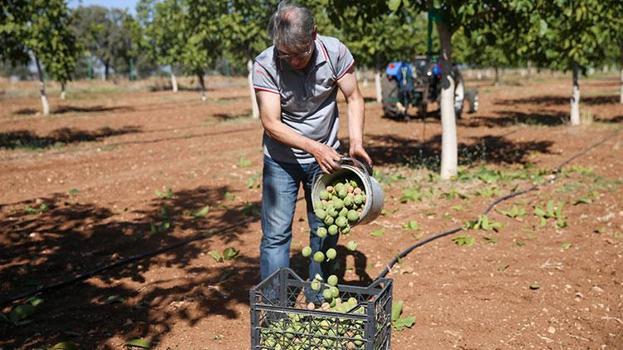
337,67,372,166
256,91,341,173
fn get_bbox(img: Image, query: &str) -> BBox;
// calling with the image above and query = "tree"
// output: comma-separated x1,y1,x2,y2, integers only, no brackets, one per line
453,25,517,85
1,0,78,115
508,1,617,125
217,0,274,116
110,10,144,80
332,0,509,179
71,6,115,80
140,0,185,91
328,5,429,103
601,1,623,104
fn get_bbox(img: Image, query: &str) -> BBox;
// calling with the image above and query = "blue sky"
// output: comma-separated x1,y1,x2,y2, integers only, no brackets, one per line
68,0,139,14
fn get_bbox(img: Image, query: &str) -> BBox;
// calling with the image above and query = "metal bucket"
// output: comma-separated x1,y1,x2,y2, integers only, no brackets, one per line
312,157,384,226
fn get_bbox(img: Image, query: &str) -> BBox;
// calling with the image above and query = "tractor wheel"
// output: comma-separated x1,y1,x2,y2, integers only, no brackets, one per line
381,76,400,119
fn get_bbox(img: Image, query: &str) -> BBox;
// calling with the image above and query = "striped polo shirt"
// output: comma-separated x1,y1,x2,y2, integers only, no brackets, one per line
252,35,355,164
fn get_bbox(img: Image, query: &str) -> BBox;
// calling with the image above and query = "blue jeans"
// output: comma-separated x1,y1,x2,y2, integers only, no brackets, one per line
260,156,339,284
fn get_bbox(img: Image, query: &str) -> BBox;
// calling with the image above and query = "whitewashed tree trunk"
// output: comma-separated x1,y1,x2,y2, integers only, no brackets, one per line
60,82,66,100
374,70,382,103
570,64,580,126
437,21,457,180
198,73,207,101
171,72,178,93
34,55,50,116
248,59,259,119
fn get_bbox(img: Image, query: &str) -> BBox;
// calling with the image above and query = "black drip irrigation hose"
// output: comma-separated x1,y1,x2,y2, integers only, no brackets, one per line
375,127,621,280
1,128,620,307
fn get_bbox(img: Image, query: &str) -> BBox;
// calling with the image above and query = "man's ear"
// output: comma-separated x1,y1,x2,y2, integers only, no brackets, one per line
312,26,317,40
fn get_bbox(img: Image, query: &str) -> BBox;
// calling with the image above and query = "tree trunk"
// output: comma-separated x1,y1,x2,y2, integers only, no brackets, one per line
34,55,50,116
374,59,383,104
198,73,207,101
436,20,458,180
248,59,259,119
60,82,66,100
374,71,382,103
103,62,109,81
494,66,500,86
570,63,581,126
171,71,178,93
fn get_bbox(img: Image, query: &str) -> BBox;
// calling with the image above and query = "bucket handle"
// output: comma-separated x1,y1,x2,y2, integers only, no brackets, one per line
340,156,373,176
311,156,373,196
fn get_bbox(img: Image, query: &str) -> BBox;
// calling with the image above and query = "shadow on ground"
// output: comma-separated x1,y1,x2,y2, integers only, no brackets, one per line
494,94,619,106
0,185,261,348
596,115,623,124
462,111,569,127
0,126,142,150
213,113,252,122
14,105,135,116
360,133,553,171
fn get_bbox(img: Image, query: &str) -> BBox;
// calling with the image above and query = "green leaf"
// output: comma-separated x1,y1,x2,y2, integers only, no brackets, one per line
546,200,555,216
222,247,239,261
50,341,79,350
452,234,475,247
451,204,464,211
155,187,173,199
370,229,384,237
402,220,420,231
126,338,151,349
193,205,210,218
9,304,35,323
391,300,404,321
573,196,591,205
208,250,223,262
529,282,540,290
534,207,546,218
387,0,402,12
27,296,44,307
393,316,416,331
238,155,252,168
560,242,572,250
483,236,498,244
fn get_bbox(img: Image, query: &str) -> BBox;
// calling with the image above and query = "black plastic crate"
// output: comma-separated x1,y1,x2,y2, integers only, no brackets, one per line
250,268,392,350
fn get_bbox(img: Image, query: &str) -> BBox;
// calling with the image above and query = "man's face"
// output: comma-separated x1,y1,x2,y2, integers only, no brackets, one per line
276,41,315,70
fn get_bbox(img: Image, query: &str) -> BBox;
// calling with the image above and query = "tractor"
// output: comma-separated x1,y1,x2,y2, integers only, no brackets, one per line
381,56,479,120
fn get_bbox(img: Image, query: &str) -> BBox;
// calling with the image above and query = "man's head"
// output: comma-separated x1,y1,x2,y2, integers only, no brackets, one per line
269,1,317,70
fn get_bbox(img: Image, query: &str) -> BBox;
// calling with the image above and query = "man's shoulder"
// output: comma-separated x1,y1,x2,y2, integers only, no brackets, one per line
317,35,346,52
254,46,276,72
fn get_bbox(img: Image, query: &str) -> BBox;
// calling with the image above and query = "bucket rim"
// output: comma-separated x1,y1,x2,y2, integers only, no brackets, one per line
311,165,372,226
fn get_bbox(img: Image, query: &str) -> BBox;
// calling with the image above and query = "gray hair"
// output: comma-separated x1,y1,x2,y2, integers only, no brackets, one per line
269,1,315,51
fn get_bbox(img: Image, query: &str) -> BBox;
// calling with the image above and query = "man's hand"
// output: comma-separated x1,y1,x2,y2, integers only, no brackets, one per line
349,143,372,168
312,142,342,174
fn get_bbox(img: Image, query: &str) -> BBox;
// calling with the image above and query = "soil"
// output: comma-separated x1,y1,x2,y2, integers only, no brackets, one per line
0,73,622,350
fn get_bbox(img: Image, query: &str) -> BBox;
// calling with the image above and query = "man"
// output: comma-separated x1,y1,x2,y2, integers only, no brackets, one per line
253,1,371,284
